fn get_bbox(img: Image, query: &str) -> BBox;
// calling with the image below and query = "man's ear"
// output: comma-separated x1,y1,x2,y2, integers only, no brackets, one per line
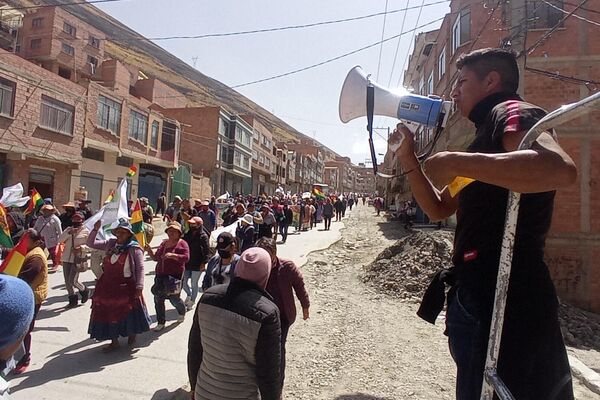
486,71,503,92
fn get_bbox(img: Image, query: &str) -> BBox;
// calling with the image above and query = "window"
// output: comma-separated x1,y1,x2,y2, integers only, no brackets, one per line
63,22,76,37
527,0,564,29
252,149,258,160
128,110,148,143
259,153,265,165
218,117,229,136
418,76,425,95
87,55,98,69
234,151,241,167
116,156,134,167
438,46,446,80
61,43,74,56
97,95,121,135
40,95,74,135
82,147,105,161
150,121,159,149
88,36,100,49
30,38,41,49
452,8,471,53
32,17,43,28
0,78,15,117
427,72,434,95
242,155,250,170
235,125,251,147
266,158,271,168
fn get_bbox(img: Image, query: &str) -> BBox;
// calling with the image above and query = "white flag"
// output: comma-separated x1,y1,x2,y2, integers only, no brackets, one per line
0,183,30,208
84,178,129,239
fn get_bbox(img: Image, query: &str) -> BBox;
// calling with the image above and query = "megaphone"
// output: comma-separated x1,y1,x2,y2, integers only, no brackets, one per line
339,66,451,128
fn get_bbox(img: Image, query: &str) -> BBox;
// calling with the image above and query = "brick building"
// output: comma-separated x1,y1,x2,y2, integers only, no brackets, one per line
243,115,277,196
324,156,355,194
395,0,600,311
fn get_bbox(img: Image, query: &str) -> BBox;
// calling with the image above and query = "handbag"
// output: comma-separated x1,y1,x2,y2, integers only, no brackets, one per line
71,232,90,272
151,275,182,297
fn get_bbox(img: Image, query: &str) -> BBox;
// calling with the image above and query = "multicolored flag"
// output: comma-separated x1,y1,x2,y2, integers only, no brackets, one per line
312,186,326,200
126,165,137,178
0,204,14,249
104,189,115,204
131,199,146,249
24,188,44,215
0,231,29,276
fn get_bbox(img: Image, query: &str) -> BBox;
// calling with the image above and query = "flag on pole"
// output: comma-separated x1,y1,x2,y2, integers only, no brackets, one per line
126,165,137,178
104,189,115,204
25,189,44,215
131,199,146,249
0,204,14,249
312,186,326,200
84,178,129,241
0,231,29,276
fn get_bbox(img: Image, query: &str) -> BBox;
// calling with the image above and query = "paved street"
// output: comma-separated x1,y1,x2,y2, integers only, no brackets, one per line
8,217,345,400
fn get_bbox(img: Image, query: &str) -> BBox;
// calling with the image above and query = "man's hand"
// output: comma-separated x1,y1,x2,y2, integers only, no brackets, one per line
134,288,143,298
392,123,416,159
199,263,206,272
302,307,310,320
94,220,102,231
424,151,458,189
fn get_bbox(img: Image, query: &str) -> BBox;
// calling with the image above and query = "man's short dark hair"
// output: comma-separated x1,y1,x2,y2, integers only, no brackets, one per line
456,48,519,92
255,237,277,255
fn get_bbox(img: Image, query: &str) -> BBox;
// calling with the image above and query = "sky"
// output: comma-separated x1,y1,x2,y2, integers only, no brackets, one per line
96,0,450,165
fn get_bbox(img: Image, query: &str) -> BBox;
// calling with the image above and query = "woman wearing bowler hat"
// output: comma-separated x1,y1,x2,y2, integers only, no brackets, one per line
87,218,151,351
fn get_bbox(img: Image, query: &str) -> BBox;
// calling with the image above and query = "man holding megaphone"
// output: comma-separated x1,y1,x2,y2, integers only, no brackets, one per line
394,48,577,400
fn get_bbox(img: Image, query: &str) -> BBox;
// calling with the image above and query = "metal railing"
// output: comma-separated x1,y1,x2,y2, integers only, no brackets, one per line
481,90,600,400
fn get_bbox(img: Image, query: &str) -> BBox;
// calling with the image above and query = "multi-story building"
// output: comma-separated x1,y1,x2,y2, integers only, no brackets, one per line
242,115,276,195
0,6,184,210
274,141,288,188
324,156,355,194
354,163,377,195
397,0,600,312
287,139,325,191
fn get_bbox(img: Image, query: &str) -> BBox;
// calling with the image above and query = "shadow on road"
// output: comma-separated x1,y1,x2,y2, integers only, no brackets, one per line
151,387,189,400
334,394,392,400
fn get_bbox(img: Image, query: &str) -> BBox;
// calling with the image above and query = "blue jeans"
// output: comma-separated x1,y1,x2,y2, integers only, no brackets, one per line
182,270,202,302
446,289,574,400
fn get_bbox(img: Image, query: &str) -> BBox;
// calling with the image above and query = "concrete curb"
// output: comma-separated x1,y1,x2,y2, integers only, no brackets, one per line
569,355,600,395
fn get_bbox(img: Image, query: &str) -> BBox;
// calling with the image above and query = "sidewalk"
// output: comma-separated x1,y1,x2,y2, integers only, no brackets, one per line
8,212,347,400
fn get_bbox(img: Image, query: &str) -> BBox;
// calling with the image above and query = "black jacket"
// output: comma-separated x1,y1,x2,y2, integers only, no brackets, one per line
188,278,282,400
183,228,210,271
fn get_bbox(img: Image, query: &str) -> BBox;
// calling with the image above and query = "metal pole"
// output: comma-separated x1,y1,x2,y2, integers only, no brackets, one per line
480,90,600,400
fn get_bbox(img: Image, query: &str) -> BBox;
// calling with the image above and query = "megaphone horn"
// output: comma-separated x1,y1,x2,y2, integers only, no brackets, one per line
339,66,451,129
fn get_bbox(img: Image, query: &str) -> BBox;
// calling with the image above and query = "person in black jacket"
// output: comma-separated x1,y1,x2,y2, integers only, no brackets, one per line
236,214,255,254
182,217,210,311
188,247,281,400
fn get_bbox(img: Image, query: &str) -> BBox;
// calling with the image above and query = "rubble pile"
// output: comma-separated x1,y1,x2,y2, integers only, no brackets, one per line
362,230,454,301
559,302,600,349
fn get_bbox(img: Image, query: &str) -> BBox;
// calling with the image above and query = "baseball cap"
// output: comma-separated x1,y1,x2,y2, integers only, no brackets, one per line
216,232,235,249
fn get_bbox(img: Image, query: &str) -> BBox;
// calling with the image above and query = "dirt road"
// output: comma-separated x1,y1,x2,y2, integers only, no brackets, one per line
283,203,599,400
284,204,455,400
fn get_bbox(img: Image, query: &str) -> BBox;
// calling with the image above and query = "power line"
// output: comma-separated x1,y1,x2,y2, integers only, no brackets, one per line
397,0,428,88
231,16,446,89
525,0,590,55
376,0,390,81
387,0,412,87
123,0,450,42
542,0,600,27
1,0,126,11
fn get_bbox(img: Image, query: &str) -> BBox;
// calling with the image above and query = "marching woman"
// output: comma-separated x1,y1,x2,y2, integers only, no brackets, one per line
87,218,151,352
146,221,189,332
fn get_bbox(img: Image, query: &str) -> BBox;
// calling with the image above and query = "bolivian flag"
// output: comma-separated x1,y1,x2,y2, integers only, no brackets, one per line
126,165,137,178
0,204,13,249
104,189,115,203
312,186,326,200
25,188,44,215
0,232,29,276
131,199,146,249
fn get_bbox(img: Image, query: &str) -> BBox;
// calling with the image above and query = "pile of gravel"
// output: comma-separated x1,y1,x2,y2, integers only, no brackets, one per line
362,230,454,302
363,230,600,349
559,302,600,349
